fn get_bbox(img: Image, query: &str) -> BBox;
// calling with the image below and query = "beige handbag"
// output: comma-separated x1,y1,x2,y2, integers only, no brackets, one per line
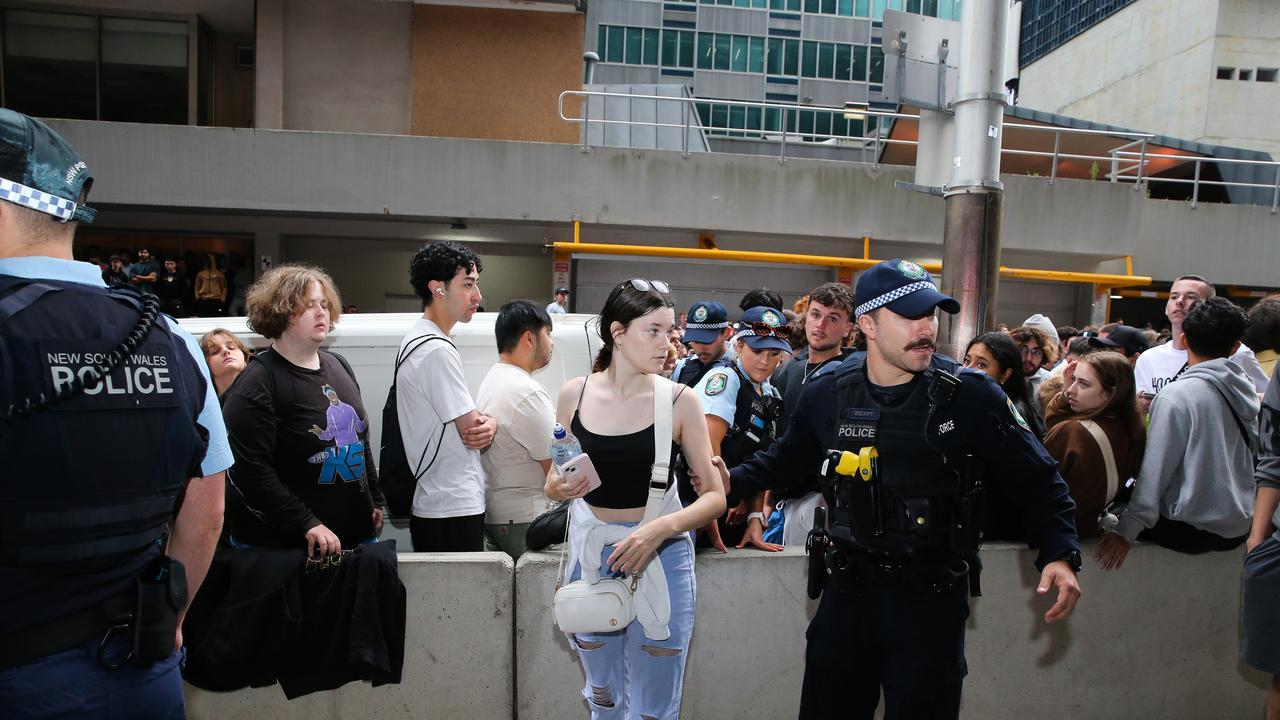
552,375,674,635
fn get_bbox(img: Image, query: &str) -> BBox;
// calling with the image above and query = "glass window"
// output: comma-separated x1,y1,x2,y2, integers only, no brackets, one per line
838,0,854,15
3,10,99,121
731,35,748,72
663,30,679,66
734,0,751,8
923,0,938,15
746,106,762,131
729,105,746,130
870,46,885,83
801,41,818,78
767,38,784,75
832,112,849,137
770,0,787,7
787,0,802,9
697,33,715,69
752,0,768,8
804,0,820,13
100,17,189,125
873,0,888,19
607,26,625,63
679,31,695,68
817,42,835,79
815,111,832,138
835,44,852,81
643,28,659,65
853,45,868,82
598,25,607,54
764,107,781,132
714,34,731,71
748,36,765,73
847,116,865,137
696,102,712,126
711,103,728,128
783,39,799,76
798,109,814,135
856,0,870,16
626,27,644,64
906,0,921,13
821,0,837,13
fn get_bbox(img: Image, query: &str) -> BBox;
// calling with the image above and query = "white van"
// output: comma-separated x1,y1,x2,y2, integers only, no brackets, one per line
179,312,604,464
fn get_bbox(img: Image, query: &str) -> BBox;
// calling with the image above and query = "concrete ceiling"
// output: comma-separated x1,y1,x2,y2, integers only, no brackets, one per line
22,0,254,33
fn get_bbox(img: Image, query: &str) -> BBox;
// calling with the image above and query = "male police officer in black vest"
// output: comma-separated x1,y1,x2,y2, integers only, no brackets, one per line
708,259,1082,719
672,299,733,387
0,110,233,718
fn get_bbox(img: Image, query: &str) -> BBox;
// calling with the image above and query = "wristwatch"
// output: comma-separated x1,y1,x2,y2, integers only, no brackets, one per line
747,511,767,525
1057,549,1083,573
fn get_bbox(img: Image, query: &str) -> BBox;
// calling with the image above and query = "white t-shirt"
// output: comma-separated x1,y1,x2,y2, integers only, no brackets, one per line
546,302,566,315
397,318,486,519
476,362,556,524
1134,340,1269,397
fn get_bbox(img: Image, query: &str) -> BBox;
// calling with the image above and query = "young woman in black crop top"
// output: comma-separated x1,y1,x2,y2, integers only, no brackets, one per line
543,279,727,719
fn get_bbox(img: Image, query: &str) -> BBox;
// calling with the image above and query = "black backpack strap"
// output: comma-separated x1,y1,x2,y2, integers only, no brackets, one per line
0,278,62,327
323,350,360,389
254,348,296,421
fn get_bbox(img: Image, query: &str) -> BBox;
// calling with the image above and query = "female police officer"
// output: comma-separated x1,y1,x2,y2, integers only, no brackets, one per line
697,260,1082,719
692,306,788,552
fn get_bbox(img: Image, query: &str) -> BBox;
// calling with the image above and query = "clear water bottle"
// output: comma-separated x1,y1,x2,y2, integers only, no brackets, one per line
550,423,583,468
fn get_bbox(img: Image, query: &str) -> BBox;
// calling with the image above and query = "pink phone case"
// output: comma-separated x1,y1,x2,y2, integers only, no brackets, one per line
562,452,603,493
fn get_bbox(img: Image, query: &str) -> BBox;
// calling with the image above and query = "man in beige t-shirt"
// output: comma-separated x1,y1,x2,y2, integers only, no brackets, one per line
477,301,556,557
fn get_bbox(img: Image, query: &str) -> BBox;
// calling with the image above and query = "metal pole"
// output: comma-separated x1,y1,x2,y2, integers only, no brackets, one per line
581,93,591,153
937,0,1008,359
682,101,690,158
1272,166,1279,214
1135,139,1147,190
780,109,788,165
1110,150,1119,183
1191,160,1201,209
1050,131,1060,185
872,120,881,169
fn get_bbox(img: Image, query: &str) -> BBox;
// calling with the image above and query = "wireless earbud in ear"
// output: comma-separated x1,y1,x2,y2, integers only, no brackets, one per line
435,288,445,296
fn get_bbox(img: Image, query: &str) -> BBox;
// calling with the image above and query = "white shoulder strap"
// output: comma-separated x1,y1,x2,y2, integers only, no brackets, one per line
642,374,675,525
1079,419,1120,505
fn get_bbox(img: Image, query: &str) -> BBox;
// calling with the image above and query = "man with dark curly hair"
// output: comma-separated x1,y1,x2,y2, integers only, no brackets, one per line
396,240,496,551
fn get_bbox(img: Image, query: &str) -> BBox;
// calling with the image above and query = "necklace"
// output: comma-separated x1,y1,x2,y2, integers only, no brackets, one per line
802,358,835,384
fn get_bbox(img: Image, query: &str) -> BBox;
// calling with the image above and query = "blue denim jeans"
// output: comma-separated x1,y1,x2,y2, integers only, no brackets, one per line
0,634,186,719
568,526,695,720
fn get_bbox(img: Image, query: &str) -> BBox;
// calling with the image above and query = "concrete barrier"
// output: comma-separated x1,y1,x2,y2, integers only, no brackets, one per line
516,542,1268,720
184,542,1269,719
184,552,515,720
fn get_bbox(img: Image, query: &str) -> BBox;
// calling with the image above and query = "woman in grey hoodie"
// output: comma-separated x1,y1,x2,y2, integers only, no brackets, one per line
1098,298,1258,569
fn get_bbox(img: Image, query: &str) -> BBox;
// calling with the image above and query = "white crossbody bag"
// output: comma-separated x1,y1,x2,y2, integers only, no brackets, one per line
552,375,674,635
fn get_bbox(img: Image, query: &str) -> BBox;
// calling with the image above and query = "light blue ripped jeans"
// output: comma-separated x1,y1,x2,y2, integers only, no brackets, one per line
567,524,695,720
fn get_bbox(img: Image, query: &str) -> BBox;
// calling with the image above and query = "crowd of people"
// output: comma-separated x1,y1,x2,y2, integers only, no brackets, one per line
85,246,249,317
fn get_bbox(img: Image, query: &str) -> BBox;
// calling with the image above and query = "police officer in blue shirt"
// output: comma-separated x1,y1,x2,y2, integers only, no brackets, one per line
0,110,233,719
700,260,1082,719
691,306,789,551
671,299,734,387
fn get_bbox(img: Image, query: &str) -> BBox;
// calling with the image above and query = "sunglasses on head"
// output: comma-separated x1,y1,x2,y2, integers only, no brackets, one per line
627,278,670,294
743,322,793,340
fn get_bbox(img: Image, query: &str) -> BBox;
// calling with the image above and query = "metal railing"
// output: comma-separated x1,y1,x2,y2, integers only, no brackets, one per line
559,90,1280,213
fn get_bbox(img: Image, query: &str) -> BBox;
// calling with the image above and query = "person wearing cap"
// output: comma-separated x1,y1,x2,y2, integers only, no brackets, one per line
1087,324,1150,365
546,287,569,315
695,259,1082,719
671,300,734,388
689,306,789,552
0,110,232,716
1134,274,1268,416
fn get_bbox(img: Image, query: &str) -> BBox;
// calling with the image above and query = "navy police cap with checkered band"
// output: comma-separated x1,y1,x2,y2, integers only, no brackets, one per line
683,300,730,344
736,306,793,354
854,259,960,318
0,109,96,224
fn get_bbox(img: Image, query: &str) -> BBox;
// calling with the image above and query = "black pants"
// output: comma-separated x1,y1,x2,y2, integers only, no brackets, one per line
799,584,969,720
1138,517,1247,554
409,513,484,552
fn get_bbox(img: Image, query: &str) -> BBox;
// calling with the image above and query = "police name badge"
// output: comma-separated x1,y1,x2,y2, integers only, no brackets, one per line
837,407,879,441
1006,398,1031,432
693,305,708,322
704,371,728,396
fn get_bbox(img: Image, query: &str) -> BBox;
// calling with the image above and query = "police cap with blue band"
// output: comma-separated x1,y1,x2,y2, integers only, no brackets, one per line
736,306,793,353
0,109,96,224
854,259,960,318
683,300,730,344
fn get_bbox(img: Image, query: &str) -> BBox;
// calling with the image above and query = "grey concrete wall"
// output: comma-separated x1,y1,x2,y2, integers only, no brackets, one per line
185,544,1266,719
185,552,515,720
279,0,412,134
47,120,1279,287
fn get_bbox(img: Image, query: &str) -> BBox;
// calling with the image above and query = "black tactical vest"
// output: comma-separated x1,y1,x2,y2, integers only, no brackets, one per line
0,275,207,569
825,357,982,563
718,362,782,468
675,354,729,388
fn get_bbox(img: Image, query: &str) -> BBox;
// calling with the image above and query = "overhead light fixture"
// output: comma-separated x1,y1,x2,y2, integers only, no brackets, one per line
844,101,869,121
450,219,467,230
1110,294,1123,300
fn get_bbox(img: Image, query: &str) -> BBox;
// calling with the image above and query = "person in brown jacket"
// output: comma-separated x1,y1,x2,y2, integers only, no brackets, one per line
1042,351,1146,538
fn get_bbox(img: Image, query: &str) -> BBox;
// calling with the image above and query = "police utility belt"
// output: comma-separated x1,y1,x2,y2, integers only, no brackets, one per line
0,554,188,671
